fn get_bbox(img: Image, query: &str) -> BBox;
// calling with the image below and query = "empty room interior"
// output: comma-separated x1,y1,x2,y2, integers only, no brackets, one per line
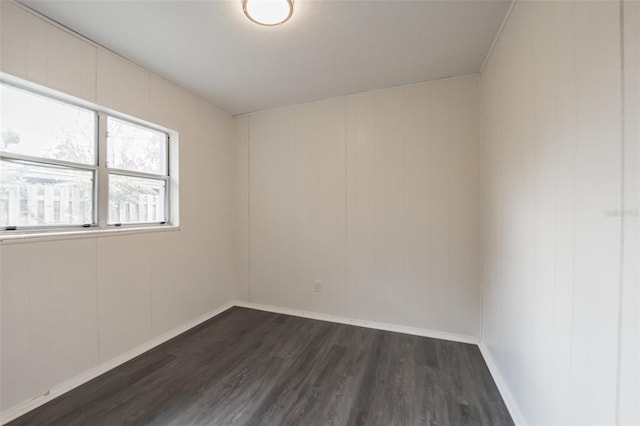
0,0,638,424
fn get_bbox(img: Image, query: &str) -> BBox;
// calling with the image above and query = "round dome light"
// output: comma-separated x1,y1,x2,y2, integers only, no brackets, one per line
243,0,293,26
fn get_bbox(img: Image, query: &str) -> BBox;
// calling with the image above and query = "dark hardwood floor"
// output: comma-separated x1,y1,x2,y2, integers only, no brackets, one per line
9,307,513,426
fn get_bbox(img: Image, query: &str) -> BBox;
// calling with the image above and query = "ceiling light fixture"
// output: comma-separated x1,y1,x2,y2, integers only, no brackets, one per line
243,0,294,26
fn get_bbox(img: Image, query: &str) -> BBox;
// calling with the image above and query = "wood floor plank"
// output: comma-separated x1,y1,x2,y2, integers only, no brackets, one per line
8,307,513,426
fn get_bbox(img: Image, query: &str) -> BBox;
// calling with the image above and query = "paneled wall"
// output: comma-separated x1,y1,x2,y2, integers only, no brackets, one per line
481,1,637,424
4,0,636,423
619,1,639,424
0,1,235,415
234,76,482,339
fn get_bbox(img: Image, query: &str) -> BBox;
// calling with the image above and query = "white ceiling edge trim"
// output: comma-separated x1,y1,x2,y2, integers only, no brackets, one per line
480,0,518,74
232,72,481,118
12,0,234,119
14,0,504,119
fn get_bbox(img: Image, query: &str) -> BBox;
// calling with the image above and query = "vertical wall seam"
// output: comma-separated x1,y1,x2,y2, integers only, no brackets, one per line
567,3,579,422
231,121,236,302
615,1,626,424
147,234,152,338
94,237,101,364
25,245,34,394
402,87,407,328
344,99,348,317
373,96,378,322
478,75,485,343
404,90,409,327
94,41,98,102
293,110,298,310
248,115,252,303
550,5,560,414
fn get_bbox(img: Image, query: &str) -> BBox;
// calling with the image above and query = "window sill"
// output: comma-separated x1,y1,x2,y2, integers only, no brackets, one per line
0,224,180,245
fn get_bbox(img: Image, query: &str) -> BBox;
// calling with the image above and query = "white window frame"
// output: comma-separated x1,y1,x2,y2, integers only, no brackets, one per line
0,77,177,236
100,114,171,227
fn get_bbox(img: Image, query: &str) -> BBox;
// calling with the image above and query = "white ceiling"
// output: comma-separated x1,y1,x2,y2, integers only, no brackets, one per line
20,0,512,115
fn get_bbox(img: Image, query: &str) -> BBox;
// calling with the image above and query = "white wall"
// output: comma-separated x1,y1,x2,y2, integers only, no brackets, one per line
619,1,639,424
0,1,235,416
234,76,482,339
3,1,636,424
481,1,638,424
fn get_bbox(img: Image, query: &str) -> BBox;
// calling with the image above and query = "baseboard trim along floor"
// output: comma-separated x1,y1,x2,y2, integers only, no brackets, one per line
234,300,479,345
0,301,235,425
478,342,527,426
2,300,519,425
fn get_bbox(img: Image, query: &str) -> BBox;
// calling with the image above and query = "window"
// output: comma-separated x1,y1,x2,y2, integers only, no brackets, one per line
0,82,173,231
106,117,168,224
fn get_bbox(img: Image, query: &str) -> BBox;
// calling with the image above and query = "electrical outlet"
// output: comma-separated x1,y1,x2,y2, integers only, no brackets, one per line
313,279,322,293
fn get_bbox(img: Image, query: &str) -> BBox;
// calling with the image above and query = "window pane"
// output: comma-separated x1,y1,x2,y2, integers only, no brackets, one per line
107,118,167,175
0,160,94,227
0,84,96,165
109,174,166,224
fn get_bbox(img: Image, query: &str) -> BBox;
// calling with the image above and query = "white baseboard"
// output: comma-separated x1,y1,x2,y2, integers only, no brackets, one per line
3,300,514,426
234,300,479,345
0,301,235,425
478,341,527,426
